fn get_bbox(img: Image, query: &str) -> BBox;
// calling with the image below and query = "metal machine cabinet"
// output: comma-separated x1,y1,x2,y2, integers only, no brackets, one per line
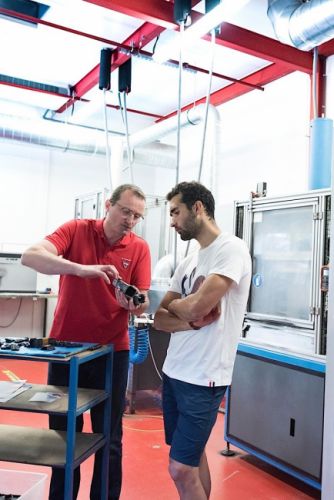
226,189,329,490
225,343,325,490
0,345,113,500
234,189,331,355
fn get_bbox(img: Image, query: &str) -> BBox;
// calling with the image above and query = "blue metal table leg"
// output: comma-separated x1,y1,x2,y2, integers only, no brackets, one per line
64,356,79,499
100,347,113,499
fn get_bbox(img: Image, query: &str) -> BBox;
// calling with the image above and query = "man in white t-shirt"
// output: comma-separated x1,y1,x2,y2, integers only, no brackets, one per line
154,181,251,500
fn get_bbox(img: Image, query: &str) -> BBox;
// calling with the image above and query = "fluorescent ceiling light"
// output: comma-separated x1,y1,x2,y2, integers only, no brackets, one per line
153,0,250,64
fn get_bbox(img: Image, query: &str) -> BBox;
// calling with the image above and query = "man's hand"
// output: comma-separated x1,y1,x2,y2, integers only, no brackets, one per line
189,305,221,330
76,264,119,284
115,286,145,312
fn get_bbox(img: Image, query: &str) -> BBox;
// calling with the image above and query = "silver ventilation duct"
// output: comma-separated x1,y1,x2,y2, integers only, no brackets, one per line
0,105,207,156
267,0,334,50
0,113,107,155
129,143,177,169
129,105,205,149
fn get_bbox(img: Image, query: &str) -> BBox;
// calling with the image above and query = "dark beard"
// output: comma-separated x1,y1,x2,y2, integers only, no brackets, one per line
179,230,192,241
178,216,199,241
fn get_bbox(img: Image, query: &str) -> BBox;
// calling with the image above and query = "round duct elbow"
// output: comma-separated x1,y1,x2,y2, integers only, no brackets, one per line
268,0,334,51
128,103,217,150
267,0,301,47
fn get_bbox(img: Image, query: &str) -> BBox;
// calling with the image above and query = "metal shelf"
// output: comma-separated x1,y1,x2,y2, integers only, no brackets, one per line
0,345,113,499
0,383,108,415
0,424,104,467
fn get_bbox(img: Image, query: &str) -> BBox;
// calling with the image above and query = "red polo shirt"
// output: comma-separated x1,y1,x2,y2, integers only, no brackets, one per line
46,219,151,350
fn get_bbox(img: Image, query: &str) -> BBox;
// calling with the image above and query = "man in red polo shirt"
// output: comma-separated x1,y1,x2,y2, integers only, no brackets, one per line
22,184,151,500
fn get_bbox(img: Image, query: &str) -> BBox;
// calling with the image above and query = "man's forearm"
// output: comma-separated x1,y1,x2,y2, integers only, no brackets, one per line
22,247,79,275
154,308,192,333
168,296,205,322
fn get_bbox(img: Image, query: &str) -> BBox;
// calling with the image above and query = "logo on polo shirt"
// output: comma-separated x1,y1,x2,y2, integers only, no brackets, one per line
122,258,131,269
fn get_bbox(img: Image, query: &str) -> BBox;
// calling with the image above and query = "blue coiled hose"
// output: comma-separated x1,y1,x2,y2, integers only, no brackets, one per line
129,325,149,364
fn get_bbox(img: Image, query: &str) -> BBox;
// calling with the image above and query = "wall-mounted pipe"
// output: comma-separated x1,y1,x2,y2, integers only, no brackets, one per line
268,0,334,50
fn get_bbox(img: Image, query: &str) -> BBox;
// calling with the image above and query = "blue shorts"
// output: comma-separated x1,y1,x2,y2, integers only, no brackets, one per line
162,373,227,467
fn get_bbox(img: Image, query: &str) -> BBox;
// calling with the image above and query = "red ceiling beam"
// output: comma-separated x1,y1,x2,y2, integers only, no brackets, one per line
209,63,296,106
210,24,313,74
318,39,334,57
2,1,314,114
86,0,313,73
0,5,262,103
57,22,165,113
159,63,296,121
137,48,264,90
0,6,164,113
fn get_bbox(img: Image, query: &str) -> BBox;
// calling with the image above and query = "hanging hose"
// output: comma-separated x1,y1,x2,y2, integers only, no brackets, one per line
129,325,149,364
102,89,113,192
118,91,134,183
184,29,216,258
175,20,185,185
197,28,216,182
173,20,185,274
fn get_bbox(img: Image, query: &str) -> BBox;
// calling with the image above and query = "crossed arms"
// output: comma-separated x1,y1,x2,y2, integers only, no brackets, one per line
154,273,233,332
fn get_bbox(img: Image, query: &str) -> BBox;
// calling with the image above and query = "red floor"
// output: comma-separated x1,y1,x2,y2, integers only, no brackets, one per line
0,360,321,499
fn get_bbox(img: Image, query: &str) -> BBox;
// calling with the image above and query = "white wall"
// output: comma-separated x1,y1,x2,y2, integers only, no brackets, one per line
46,149,109,233
215,71,311,232
0,143,50,251
0,142,109,250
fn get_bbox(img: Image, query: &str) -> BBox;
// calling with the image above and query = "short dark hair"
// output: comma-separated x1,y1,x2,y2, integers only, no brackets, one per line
167,181,215,219
110,184,146,205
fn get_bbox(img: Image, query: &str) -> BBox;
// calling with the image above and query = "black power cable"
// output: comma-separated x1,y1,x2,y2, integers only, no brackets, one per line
0,298,23,328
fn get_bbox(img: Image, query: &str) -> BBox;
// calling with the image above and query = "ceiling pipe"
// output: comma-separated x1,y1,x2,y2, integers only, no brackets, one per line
0,104,210,156
267,0,334,50
129,104,210,149
0,113,106,155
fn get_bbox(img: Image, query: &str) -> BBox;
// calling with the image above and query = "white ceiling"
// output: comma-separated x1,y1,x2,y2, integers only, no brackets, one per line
0,0,321,137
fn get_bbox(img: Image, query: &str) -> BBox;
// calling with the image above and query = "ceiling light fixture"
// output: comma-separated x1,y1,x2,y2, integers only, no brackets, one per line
153,0,250,64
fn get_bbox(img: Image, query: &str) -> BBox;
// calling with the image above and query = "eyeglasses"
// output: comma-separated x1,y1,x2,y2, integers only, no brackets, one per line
115,202,145,221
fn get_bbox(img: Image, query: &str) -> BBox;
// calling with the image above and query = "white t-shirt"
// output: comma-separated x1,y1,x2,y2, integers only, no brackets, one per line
162,233,251,387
